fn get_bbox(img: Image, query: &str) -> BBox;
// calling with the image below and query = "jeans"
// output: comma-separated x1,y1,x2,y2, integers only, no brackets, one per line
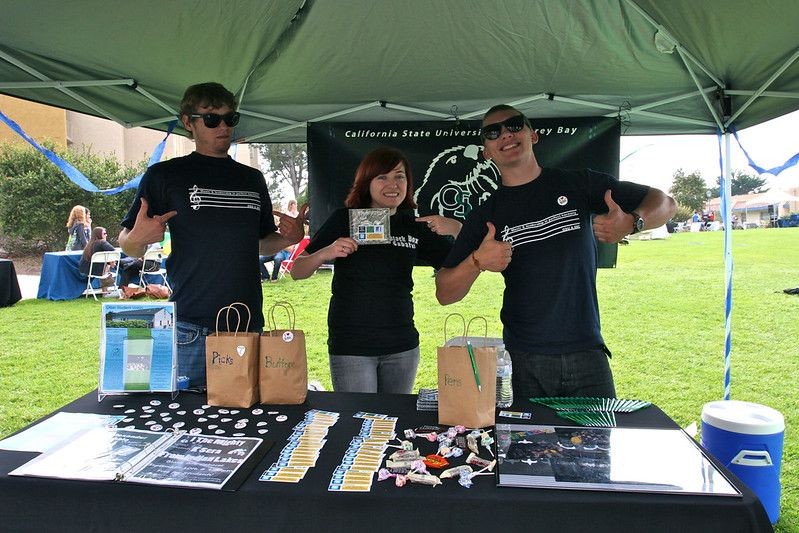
329,347,420,393
259,250,292,280
175,320,211,390
509,347,616,399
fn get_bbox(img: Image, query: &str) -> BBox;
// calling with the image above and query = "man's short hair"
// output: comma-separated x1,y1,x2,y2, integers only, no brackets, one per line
480,104,533,142
179,82,237,118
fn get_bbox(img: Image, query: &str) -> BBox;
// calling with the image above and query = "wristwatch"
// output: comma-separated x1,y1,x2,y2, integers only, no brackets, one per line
630,211,644,234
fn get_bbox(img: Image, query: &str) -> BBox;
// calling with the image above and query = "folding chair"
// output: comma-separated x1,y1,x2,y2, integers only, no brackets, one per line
85,250,121,300
278,236,311,279
139,248,170,292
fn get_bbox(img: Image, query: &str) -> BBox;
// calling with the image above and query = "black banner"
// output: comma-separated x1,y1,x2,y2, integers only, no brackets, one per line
307,117,620,266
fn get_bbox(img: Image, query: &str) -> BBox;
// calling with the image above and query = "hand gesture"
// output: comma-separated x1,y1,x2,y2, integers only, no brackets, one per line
593,190,632,243
473,222,512,272
131,197,176,244
322,237,358,262
416,215,463,237
274,206,306,244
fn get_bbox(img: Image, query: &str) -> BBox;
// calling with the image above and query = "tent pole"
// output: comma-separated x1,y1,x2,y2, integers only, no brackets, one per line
722,131,733,400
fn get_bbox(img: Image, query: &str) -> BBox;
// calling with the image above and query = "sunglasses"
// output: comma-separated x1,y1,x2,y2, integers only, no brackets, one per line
481,114,528,140
189,111,240,128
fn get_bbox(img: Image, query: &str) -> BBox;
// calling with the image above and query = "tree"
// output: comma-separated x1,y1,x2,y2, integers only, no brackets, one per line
257,143,307,209
669,169,709,213
707,169,768,197
0,142,142,253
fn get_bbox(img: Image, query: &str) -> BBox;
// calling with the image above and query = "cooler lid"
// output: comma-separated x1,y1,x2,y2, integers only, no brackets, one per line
701,400,784,435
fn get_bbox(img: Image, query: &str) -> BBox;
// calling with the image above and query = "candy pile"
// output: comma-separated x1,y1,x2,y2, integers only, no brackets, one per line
378,425,496,489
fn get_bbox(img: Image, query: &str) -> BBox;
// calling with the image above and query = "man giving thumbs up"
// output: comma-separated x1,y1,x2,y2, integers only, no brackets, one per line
435,104,675,399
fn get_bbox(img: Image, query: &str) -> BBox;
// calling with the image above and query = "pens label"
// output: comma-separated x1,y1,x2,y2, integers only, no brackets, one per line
444,374,462,387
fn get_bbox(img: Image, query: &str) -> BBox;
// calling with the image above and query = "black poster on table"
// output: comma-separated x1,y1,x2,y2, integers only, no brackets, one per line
307,117,621,267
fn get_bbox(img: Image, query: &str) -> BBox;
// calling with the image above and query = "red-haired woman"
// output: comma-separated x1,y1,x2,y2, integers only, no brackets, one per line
291,147,461,393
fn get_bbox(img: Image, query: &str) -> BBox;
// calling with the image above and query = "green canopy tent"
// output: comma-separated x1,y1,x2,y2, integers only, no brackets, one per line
1,0,798,400
0,0,797,142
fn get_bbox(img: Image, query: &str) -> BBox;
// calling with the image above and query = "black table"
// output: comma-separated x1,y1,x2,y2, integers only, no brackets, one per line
0,258,22,307
0,391,772,533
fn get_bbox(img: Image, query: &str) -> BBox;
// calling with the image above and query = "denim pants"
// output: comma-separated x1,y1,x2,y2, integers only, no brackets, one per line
509,347,616,399
175,321,211,390
329,347,420,393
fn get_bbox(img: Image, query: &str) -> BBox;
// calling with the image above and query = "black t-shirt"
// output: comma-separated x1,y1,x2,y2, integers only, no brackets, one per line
443,168,648,354
306,208,452,356
78,240,116,276
121,152,277,330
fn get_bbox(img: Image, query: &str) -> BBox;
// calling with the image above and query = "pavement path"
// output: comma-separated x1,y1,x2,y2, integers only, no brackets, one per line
17,275,40,300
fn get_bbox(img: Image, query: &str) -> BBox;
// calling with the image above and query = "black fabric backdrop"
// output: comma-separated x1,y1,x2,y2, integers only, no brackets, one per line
307,117,621,267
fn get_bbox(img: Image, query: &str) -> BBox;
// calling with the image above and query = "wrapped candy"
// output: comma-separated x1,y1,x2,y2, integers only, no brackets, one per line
410,459,428,474
395,474,408,487
403,429,417,439
480,431,495,457
423,454,449,469
454,425,467,434
389,449,420,462
446,447,463,459
378,468,394,481
440,465,473,479
407,472,442,487
446,427,458,439
466,452,494,469
425,432,439,442
466,433,479,454
458,470,473,488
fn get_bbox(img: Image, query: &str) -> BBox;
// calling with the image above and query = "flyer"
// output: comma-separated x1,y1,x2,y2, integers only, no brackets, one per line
100,302,177,395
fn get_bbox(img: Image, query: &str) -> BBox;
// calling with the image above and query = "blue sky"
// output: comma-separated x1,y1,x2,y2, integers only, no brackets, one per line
620,110,799,194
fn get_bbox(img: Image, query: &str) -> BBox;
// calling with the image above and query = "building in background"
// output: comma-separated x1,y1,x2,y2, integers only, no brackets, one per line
0,94,259,168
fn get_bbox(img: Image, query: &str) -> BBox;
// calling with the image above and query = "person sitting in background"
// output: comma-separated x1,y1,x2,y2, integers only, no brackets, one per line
260,245,294,282
259,199,301,282
79,227,117,293
65,205,91,251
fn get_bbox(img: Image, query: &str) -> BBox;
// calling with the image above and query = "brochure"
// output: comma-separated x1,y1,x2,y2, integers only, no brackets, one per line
495,423,741,496
9,426,266,491
348,208,391,244
99,302,177,397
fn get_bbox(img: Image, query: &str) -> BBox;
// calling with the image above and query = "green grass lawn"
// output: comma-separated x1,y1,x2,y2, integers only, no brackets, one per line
1,228,797,530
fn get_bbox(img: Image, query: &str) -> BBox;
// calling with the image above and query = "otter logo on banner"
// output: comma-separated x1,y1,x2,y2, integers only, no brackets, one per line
414,144,500,220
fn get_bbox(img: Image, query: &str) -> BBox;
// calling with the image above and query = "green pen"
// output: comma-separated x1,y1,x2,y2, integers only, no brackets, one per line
466,340,482,392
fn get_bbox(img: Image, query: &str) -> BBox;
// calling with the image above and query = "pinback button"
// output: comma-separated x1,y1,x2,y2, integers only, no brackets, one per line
202,404,210,409
198,417,208,422
145,420,156,426
208,414,219,419
151,424,163,431
207,424,218,430
177,410,186,415
193,409,204,415
230,410,240,415
168,403,180,409
173,422,185,429
150,400,161,406
189,428,202,434
233,433,245,437
252,408,264,415
113,404,125,409
215,429,225,435
258,429,269,434
221,418,232,423
276,415,288,422
257,421,268,427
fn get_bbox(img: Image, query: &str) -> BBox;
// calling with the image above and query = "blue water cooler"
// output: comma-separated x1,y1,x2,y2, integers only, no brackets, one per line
701,400,784,524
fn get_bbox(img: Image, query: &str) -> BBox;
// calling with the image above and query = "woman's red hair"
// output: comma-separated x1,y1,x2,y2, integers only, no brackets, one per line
344,147,417,209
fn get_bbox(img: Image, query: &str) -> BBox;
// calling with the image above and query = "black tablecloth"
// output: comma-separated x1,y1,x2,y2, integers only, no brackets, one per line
0,391,772,533
0,259,22,307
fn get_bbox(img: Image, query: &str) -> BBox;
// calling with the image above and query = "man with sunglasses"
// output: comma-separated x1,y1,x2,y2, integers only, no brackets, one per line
118,82,305,389
436,104,676,399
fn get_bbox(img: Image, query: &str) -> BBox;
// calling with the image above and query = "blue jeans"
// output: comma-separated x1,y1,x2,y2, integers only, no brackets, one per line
259,250,292,280
329,347,420,393
175,321,211,390
509,347,616,399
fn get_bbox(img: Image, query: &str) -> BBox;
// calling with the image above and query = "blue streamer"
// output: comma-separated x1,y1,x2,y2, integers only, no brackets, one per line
717,129,733,400
0,108,176,195
729,124,799,177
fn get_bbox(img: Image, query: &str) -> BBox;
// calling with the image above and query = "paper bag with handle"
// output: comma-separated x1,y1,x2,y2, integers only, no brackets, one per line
259,302,308,404
205,302,260,408
437,314,497,428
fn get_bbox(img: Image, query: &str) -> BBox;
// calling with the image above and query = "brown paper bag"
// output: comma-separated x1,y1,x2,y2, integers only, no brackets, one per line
259,302,308,404
437,315,496,428
206,302,260,408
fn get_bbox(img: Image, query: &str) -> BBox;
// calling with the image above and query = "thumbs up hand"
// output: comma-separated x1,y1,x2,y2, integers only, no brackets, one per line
593,189,634,243
472,222,512,272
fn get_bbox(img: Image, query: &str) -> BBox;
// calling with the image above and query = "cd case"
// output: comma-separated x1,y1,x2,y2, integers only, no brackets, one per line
349,208,391,244
495,423,741,497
